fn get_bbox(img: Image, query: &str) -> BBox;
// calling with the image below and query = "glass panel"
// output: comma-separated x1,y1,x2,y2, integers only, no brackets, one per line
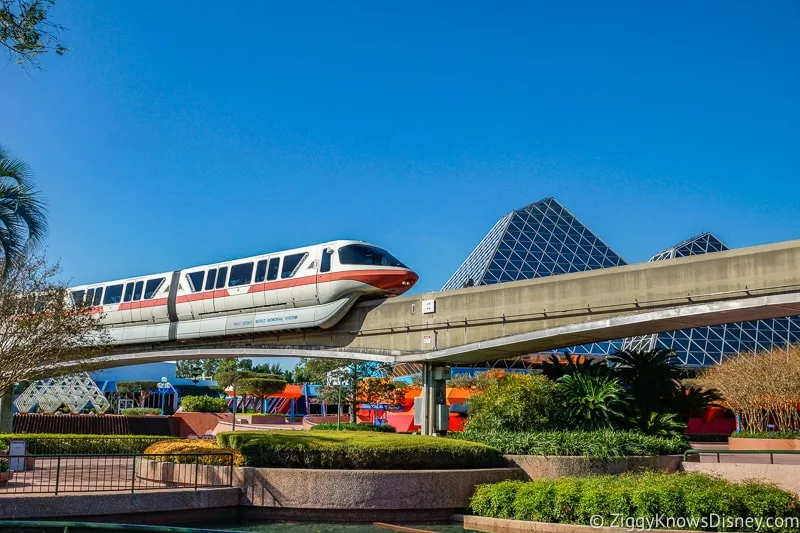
229,262,254,287
216,267,228,289
103,284,124,305
254,260,268,283
281,253,307,279
267,257,280,281
71,290,85,307
123,283,134,302
144,278,165,300
133,281,144,301
338,244,407,268
205,269,217,291
187,271,205,292
92,288,103,307
320,250,331,273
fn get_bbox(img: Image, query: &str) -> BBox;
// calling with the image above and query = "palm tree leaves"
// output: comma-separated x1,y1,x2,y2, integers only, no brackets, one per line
0,145,47,275
555,374,629,430
607,348,681,416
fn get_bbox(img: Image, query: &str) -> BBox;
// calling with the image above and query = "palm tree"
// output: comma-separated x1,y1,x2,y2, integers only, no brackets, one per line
608,348,681,416
0,145,47,275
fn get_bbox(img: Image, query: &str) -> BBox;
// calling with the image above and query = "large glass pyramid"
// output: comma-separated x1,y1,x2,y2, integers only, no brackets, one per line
442,197,627,357
622,232,800,367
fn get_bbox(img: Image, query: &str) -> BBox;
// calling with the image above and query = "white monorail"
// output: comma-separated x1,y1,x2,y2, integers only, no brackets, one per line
69,240,418,345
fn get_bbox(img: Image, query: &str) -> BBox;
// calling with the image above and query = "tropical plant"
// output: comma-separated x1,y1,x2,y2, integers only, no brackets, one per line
607,349,681,417
541,354,613,381
670,384,722,422
466,373,558,432
180,395,228,413
0,145,47,275
631,411,687,439
555,374,628,430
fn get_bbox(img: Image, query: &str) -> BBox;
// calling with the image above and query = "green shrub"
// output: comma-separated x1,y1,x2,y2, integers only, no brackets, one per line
144,439,244,466
310,422,396,433
0,459,8,472
471,473,800,532
466,373,558,432
555,374,629,430
180,395,228,413
734,430,800,439
686,433,729,443
0,434,173,454
217,430,504,470
450,429,688,457
120,408,162,416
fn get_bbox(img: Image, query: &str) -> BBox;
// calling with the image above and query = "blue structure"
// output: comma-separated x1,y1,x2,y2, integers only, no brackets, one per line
443,199,800,368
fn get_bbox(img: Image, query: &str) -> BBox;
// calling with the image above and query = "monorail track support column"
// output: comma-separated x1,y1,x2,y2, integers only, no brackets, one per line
418,363,449,436
0,385,13,433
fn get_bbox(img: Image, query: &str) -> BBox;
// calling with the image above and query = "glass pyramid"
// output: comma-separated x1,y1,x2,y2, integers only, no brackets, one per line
442,197,627,357
622,232,800,367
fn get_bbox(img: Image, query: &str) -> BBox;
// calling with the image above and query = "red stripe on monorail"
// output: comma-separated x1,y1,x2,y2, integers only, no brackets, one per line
112,269,416,311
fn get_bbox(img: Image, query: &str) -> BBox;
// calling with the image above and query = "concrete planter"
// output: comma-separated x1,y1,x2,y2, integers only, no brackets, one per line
462,515,707,533
729,437,798,451
135,458,231,487
235,466,524,511
0,471,13,483
504,455,682,480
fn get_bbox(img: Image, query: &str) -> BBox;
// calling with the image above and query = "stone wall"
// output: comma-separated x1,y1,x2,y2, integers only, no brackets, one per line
505,455,682,480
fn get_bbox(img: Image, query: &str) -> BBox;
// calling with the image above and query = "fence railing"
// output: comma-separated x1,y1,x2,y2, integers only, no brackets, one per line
683,448,800,464
0,453,234,495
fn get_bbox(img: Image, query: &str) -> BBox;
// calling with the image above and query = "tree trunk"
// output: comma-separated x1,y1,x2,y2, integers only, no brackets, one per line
349,361,358,424
0,385,14,433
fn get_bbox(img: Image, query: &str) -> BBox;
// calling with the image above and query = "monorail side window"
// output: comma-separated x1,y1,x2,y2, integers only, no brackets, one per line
123,283,134,302
133,281,144,301
321,250,332,273
281,253,307,279
92,288,103,307
229,262,254,287
103,284,124,305
187,271,205,292
205,269,217,291
85,288,95,307
216,267,228,289
71,290,85,307
144,278,165,300
254,259,268,283
267,258,279,281
338,244,407,268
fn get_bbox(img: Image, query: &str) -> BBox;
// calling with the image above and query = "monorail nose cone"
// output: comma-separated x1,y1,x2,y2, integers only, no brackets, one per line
375,269,418,295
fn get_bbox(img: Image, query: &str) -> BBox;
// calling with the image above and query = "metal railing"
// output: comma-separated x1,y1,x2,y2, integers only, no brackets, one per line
0,521,237,532
0,453,234,495
683,448,800,464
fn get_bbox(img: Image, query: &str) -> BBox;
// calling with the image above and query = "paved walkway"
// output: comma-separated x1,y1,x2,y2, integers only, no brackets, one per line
0,456,224,495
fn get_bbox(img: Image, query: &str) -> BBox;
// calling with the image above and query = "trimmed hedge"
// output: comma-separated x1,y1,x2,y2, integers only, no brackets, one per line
120,408,162,416
450,429,688,458
310,422,396,433
144,439,243,466
471,473,800,532
0,434,173,455
217,430,505,470
180,395,229,413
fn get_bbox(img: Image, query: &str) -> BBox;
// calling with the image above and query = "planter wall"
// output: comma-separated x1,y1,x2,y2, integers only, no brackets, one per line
135,458,230,487
728,437,798,451
235,466,523,511
505,455,682,480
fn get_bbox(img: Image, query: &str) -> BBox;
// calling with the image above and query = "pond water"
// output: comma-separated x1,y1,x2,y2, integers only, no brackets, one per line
211,521,474,532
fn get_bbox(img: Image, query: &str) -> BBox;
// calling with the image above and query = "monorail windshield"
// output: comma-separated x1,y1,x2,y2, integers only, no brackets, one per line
338,244,407,268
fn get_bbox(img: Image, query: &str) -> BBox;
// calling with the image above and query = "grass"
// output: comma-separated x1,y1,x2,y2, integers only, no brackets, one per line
216,430,505,469
733,430,800,439
449,429,689,457
0,434,172,454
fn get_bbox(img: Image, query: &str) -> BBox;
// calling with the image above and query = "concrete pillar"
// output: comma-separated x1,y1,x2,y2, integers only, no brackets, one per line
0,385,14,433
419,363,448,436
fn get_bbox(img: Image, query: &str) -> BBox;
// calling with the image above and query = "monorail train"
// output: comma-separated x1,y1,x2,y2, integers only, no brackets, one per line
69,240,418,345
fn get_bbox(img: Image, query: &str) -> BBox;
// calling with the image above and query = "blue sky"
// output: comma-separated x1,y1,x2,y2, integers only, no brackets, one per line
2,1,799,297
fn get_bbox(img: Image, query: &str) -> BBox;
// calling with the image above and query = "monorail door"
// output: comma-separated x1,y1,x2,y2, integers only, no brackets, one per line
316,246,334,304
